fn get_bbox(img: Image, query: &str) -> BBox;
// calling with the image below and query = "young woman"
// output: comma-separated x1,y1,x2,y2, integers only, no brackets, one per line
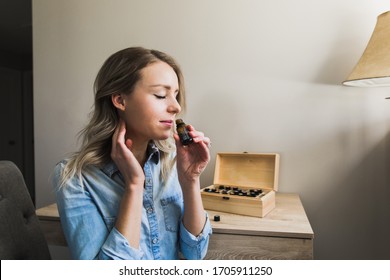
53,47,212,260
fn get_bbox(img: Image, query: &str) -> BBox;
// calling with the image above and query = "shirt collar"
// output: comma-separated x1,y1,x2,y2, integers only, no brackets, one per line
101,141,160,178
147,141,160,164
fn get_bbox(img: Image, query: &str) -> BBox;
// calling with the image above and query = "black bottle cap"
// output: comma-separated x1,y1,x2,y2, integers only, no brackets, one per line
176,119,184,125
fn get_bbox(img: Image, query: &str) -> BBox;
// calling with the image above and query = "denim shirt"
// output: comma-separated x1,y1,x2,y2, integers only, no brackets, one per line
52,144,212,260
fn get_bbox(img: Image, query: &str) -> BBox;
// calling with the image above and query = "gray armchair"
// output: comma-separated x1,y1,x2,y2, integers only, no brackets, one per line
0,161,51,259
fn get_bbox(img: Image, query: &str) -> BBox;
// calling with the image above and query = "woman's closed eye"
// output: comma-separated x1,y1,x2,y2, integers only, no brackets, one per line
154,94,166,99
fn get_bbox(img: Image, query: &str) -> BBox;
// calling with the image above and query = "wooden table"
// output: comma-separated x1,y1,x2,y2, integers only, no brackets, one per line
204,192,314,259
36,203,67,246
36,192,313,259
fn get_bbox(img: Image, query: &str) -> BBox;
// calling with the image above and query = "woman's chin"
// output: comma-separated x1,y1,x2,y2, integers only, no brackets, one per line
154,133,171,141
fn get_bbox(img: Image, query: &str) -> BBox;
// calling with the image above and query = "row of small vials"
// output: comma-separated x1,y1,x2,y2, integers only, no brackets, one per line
203,185,265,197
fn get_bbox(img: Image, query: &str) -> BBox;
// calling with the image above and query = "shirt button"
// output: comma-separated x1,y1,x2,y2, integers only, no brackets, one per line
147,207,154,214
152,238,158,244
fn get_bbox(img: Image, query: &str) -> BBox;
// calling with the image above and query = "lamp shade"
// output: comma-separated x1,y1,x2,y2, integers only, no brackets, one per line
343,11,390,87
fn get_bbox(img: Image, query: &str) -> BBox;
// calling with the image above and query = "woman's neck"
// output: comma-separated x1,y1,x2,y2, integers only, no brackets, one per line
127,136,149,167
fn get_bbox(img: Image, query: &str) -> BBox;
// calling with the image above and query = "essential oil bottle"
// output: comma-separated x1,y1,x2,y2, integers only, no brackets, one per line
176,119,193,145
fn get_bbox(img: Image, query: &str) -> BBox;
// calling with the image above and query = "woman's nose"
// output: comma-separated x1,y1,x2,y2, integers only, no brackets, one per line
168,97,181,114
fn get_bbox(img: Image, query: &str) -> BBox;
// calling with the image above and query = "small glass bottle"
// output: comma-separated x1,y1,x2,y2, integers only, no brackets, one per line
176,119,193,145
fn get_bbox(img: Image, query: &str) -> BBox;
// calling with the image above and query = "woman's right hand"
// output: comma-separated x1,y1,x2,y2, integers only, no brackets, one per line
111,119,145,188
111,119,144,249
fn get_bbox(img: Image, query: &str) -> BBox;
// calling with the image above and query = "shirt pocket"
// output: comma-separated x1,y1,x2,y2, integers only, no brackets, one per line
160,194,182,232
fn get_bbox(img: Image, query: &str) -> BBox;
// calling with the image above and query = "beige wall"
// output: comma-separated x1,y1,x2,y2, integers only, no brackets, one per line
33,0,390,259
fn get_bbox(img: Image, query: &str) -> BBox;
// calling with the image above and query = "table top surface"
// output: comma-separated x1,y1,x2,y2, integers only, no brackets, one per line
207,192,314,238
36,192,313,239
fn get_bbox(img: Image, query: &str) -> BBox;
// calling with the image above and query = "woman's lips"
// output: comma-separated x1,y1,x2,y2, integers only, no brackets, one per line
160,120,173,127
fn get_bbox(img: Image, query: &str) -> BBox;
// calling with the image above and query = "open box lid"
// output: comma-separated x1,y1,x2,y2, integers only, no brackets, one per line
213,153,280,191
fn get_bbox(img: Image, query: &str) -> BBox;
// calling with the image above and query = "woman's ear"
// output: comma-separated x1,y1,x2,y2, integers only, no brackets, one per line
112,93,126,111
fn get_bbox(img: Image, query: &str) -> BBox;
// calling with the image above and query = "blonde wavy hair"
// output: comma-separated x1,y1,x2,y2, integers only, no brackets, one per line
59,47,186,186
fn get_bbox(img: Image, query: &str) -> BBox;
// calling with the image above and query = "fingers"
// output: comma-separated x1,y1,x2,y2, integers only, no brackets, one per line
176,124,211,149
117,119,126,144
111,119,128,158
188,125,211,148
117,120,133,150
203,137,211,149
125,138,133,150
112,119,124,140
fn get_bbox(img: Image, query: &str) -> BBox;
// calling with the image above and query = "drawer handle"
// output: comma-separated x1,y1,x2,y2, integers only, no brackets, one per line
222,196,230,200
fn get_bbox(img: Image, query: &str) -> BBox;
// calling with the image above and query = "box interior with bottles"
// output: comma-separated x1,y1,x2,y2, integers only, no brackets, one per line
201,152,280,218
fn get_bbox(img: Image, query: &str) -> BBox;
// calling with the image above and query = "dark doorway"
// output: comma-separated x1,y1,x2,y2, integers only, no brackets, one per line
0,0,34,203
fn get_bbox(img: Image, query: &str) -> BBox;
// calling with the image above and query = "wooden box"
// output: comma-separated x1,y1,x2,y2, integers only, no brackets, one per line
201,153,280,218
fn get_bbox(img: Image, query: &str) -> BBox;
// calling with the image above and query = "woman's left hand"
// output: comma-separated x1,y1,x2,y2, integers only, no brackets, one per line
174,124,211,185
